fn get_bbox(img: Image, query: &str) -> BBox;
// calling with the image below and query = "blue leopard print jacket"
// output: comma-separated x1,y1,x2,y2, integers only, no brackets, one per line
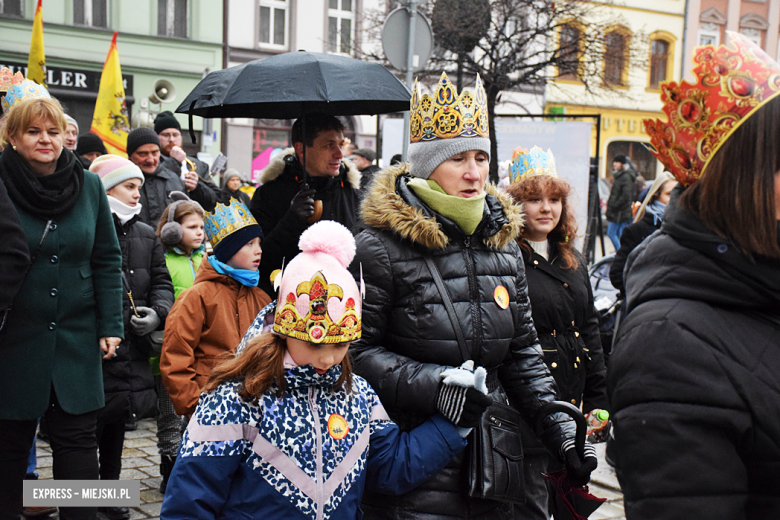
160,359,466,520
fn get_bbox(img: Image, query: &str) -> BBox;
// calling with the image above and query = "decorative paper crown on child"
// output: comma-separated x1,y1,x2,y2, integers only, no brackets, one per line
203,198,264,262
273,221,362,344
509,146,558,183
1,67,50,113
408,72,491,179
643,32,780,186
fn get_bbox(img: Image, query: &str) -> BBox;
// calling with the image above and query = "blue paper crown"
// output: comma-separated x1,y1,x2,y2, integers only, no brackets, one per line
509,146,558,183
203,198,258,248
1,76,50,113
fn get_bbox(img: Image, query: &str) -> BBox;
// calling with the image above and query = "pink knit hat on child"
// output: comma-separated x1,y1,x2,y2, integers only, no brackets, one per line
273,220,362,344
89,154,144,190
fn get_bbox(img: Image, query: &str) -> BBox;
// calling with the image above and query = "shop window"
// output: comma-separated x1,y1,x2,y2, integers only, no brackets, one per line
74,0,108,28
557,23,581,78
158,0,188,38
259,0,288,48
604,31,628,86
649,39,669,89
0,0,23,16
328,0,354,55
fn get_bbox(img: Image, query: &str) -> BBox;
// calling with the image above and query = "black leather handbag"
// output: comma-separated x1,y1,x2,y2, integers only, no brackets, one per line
422,255,526,504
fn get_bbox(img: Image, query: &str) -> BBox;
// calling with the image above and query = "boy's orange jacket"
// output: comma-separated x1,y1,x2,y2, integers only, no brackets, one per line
160,256,271,416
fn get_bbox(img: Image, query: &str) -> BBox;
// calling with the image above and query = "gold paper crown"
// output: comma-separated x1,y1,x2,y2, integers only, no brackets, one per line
203,198,259,248
274,271,361,344
509,146,558,183
1,67,49,113
643,32,780,186
410,72,490,143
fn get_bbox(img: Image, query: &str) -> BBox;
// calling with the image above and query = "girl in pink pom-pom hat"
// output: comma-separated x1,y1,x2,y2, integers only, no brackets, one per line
160,221,486,520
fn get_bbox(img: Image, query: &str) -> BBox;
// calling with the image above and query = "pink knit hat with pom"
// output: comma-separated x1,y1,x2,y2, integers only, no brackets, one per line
90,154,144,190
273,221,362,344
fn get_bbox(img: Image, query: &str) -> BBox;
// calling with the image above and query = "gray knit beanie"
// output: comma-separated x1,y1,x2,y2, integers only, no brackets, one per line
408,137,491,179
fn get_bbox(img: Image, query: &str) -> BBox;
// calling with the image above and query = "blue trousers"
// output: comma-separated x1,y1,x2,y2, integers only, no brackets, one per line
607,220,630,250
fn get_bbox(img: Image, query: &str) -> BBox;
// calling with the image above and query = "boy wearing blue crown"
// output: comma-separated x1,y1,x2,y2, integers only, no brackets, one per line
160,199,272,419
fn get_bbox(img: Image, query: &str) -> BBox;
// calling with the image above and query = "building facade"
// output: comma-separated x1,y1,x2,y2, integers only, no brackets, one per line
683,0,780,81
0,0,223,160
544,0,687,180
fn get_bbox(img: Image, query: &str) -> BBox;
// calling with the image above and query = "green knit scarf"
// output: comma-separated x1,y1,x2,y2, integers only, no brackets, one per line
408,178,486,235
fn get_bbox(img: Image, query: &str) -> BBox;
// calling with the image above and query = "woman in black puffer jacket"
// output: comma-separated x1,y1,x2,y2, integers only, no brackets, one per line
349,74,595,520
608,52,780,518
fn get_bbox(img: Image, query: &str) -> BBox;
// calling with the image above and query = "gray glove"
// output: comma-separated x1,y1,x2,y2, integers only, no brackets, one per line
437,361,491,436
130,306,160,336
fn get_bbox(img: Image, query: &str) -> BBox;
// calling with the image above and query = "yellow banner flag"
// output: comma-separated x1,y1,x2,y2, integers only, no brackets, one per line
91,32,130,157
27,0,46,85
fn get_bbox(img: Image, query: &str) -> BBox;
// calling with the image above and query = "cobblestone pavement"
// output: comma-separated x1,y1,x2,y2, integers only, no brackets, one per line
30,419,625,520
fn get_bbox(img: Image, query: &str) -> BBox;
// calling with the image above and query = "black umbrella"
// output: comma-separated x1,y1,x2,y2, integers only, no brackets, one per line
535,402,607,520
175,50,410,120
176,51,410,211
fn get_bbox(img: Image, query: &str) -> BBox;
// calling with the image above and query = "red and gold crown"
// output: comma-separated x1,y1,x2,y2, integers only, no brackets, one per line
644,32,780,186
410,72,490,143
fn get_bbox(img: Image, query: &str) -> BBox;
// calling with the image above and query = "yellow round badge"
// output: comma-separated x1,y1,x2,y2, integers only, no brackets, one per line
327,414,349,440
494,285,509,309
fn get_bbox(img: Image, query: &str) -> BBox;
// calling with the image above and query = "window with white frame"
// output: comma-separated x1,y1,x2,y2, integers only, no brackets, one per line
739,27,761,46
698,23,719,46
158,0,188,38
328,0,354,55
259,0,288,48
0,0,23,16
74,0,108,28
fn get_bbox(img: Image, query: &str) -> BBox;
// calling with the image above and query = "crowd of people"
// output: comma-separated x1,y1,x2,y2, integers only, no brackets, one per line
1,30,779,520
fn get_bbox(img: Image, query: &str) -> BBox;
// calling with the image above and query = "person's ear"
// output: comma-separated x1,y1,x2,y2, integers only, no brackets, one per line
293,142,304,161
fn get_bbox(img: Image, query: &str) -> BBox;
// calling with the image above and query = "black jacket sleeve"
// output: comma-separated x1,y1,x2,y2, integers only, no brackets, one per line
0,179,30,311
148,235,175,324
498,251,576,459
609,221,645,294
348,231,447,417
578,261,609,413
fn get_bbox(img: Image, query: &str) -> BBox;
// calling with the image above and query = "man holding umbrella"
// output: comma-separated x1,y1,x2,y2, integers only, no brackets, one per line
249,113,361,295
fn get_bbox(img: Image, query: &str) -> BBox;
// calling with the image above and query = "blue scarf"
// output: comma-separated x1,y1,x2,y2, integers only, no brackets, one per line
645,200,667,226
207,255,259,287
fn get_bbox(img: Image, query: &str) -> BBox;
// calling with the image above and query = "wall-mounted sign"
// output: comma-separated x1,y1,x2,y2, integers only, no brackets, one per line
0,61,133,95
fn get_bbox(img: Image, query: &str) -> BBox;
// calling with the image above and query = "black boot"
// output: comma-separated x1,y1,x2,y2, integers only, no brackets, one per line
160,455,176,494
98,506,130,520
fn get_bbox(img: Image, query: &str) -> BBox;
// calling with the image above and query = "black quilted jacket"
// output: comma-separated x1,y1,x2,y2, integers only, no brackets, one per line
349,166,575,519
608,190,780,519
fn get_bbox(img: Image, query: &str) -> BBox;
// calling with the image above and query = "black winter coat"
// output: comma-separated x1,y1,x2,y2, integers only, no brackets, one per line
220,185,251,207
606,167,637,223
608,210,661,294
0,177,29,312
101,214,174,423
161,154,221,212
250,149,361,295
608,190,780,519
521,243,607,414
138,163,217,226
350,166,576,520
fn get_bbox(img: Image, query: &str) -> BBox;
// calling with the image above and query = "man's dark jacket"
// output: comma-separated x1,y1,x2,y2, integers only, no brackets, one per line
606,166,637,223
608,189,780,520
160,154,221,211
249,148,361,295
349,165,576,519
138,163,217,226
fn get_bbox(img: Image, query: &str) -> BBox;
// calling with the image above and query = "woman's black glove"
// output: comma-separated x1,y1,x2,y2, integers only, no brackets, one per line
289,187,316,223
561,439,598,487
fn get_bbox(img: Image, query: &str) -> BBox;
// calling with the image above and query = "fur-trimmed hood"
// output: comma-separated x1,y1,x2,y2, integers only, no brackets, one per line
259,147,361,189
361,164,523,250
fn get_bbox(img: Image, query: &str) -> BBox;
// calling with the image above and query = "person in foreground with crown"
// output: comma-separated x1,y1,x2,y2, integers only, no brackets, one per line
506,146,608,518
159,220,483,519
0,72,123,520
608,33,780,519
160,198,271,421
349,72,596,519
